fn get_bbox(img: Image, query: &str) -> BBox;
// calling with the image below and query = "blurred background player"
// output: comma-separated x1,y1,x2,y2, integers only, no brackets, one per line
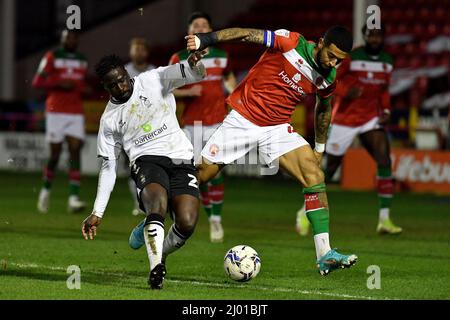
169,12,237,243
125,37,156,77
124,37,156,216
296,24,402,236
33,29,88,214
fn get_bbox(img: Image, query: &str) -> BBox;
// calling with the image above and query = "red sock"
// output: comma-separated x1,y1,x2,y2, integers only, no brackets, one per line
69,169,81,196
377,177,394,210
209,183,224,216
377,177,394,197
200,184,212,216
69,169,81,185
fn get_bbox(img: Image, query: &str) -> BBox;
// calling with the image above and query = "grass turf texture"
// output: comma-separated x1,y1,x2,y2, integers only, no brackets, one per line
0,171,449,300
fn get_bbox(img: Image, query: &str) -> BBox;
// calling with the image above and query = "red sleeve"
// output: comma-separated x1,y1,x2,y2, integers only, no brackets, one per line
268,30,300,53
332,57,352,97
32,51,59,89
168,53,180,65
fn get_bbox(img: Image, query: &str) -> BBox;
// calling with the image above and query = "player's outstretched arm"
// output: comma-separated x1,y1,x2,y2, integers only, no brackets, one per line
81,158,118,240
186,28,265,51
313,97,333,163
158,52,206,93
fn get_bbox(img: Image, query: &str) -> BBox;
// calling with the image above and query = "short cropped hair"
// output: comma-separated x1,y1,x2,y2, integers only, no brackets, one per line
95,54,124,80
188,11,212,26
323,26,353,53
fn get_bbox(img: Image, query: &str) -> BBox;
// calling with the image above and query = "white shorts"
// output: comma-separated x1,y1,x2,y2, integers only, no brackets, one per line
326,117,381,156
201,110,308,166
45,112,85,143
183,123,221,164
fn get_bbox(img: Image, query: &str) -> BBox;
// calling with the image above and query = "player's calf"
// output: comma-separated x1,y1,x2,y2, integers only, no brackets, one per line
162,206,198,263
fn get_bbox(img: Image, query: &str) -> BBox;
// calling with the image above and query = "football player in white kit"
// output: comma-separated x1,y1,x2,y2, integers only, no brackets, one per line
81,52,206,289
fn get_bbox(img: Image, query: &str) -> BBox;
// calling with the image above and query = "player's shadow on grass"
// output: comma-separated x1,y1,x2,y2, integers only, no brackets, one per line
1,269,149,291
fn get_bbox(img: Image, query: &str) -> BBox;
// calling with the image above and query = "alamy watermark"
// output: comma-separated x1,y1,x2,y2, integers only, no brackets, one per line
366,5,381,30
66,265,81,289
66,5,81,30
366,265,381,290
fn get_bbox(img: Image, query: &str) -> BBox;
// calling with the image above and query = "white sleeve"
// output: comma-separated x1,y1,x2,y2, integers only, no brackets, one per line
155,62,205,94
97,118,122,160
92,159,118,218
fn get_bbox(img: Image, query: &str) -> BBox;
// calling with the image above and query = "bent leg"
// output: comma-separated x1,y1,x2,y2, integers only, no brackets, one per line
279,146,331,257
163,194,199,260
280,145,358,274
197,157,225,184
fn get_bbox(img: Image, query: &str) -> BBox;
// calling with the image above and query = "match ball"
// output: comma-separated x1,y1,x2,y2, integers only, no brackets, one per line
224,245,261,282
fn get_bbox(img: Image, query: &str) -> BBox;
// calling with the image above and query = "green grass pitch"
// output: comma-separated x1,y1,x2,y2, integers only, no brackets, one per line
0,171,449,300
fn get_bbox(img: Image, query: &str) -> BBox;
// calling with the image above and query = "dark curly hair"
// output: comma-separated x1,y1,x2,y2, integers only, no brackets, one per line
95,54,124,80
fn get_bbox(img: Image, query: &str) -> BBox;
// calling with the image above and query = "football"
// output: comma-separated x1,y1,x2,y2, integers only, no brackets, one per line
224,245,261,282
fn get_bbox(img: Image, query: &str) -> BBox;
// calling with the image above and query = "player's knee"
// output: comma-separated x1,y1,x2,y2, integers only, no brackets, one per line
197,165,210,184
197,160,221,184
304,167,325,187
176,209,198,236
142,188,168,215
198,169,211,184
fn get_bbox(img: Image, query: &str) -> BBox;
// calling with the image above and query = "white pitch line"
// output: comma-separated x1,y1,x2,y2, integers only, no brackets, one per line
5,261,396,300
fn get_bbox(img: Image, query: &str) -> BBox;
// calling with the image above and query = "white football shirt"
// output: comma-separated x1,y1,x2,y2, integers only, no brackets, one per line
97,63,204,163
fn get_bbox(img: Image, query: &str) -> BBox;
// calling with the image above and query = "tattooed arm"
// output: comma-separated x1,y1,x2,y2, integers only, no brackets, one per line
216,28,265,44
313,96,332,161
186,28,265,51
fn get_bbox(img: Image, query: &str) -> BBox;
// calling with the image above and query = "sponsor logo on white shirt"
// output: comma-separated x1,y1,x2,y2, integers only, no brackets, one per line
278,71,305,94
134,124,168,146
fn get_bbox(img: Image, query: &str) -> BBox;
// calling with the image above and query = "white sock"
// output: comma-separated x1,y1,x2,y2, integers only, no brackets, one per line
162,224,187,260
379,208,390,221
209,215,221,223
40,188,50,196
68,195,79,202
313,233,332,260
128,178,139,208
144,219,165,271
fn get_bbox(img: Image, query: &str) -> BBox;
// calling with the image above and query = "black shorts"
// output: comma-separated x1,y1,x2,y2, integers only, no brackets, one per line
131,155,199,212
